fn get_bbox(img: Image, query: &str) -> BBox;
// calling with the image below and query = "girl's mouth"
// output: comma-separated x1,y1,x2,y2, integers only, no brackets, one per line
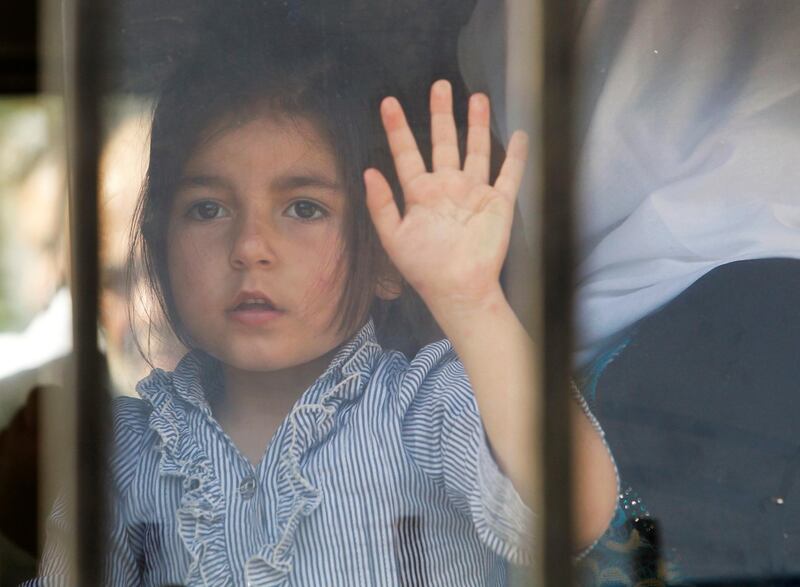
227,292,283,326
234,298,276,311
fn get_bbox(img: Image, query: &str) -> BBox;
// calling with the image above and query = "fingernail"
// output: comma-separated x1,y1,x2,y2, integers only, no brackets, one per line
470,93,488,111
433,79,451,96
381,97,398,112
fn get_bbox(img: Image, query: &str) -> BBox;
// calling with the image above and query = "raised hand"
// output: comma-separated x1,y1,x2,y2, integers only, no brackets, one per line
365,81,618,542
364,79,528,317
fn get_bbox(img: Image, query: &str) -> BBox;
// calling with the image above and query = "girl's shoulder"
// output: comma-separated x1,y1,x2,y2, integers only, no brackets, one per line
111,394,152,435
375,337,462,385
110,395,154,468
108,394,156,493
111,359,193,442
109,365,178,464
405,338,465,383
406,337,459,366
381,338,472,413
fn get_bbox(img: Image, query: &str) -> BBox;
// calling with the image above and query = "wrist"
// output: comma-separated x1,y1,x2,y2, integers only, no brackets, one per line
426,285,511,340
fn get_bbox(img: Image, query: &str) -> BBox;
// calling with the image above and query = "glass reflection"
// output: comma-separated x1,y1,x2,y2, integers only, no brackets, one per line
24,1,621,584
16,0,798,585
463,0,800,584
0,97,67,585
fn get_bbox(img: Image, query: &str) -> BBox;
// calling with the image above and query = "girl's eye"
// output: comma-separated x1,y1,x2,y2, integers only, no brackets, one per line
187,200,228,220
285,200,327,221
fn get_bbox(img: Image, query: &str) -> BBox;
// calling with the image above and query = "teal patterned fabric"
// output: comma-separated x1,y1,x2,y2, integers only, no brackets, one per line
575,344,685,587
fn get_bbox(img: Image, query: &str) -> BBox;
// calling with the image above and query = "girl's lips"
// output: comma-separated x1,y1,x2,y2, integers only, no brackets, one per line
229,290,277,310
226,290,283,326
227,306,284,326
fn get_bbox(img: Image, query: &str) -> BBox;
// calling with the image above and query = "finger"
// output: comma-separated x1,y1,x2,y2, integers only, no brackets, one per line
381,97,427,187
463,93,491,183
430,80,460,171
364,168,401,243
493,131,529,203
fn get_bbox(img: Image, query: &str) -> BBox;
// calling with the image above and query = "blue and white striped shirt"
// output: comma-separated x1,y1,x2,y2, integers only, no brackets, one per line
38,320,536,586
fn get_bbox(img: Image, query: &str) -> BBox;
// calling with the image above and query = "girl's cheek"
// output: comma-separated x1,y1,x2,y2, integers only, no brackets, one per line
283,217,340,247
169,231,217,286
299,238,347,318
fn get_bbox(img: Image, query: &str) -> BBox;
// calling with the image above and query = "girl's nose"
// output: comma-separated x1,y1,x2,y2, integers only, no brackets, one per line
229,217,276,269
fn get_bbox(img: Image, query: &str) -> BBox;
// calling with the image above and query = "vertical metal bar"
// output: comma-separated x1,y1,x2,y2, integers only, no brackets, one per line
38,0,76,574
63,0,109,583
505,0,544,583
540,0,578,585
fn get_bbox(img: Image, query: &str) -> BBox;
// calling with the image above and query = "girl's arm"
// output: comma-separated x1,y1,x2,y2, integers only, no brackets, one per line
364,79,618,549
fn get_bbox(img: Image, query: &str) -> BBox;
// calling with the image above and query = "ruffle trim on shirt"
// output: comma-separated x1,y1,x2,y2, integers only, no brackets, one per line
137,355,230,586
473,438,537,566
246,324,382,586
136,321,383,587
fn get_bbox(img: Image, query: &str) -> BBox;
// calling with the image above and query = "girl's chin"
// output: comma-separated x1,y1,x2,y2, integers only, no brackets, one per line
217,347,339,376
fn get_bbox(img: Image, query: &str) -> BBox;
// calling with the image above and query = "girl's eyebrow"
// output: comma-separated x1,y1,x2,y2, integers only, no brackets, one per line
177,175,233,191
271,173,342,193
177,172,342,193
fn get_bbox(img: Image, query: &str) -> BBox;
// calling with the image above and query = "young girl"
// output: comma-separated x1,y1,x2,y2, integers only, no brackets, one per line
36,12,617,587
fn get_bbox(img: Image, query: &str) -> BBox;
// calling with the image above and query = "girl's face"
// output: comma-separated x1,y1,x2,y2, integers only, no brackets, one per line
166,114,352,374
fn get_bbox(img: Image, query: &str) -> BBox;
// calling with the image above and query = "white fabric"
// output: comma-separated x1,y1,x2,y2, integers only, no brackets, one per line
459,0,800,365
0,288,71,380
0,288,71,427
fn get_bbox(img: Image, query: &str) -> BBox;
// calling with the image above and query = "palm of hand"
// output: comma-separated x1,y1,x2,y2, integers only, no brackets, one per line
389,170,512,303
365,80,528,311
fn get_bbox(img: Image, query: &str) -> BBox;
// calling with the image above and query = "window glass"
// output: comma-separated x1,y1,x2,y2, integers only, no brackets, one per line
26,1,552,585
0,95,69,583
566,2,800,585
12,1,798,586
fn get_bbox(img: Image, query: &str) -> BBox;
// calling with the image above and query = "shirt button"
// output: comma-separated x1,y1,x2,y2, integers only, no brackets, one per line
239,476,257,500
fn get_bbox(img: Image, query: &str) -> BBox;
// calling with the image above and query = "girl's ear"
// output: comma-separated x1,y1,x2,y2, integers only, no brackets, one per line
375,267,403,301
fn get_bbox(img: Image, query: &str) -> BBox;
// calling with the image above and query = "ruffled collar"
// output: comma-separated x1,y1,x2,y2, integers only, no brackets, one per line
310,318,384,389
138,318,382,411
135,319,383,586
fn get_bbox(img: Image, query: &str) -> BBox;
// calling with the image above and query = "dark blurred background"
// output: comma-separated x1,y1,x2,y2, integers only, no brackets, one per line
0,0,480,94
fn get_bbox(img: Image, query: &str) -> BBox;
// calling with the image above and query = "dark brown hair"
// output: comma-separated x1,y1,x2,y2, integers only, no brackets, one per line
128,3,438,360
